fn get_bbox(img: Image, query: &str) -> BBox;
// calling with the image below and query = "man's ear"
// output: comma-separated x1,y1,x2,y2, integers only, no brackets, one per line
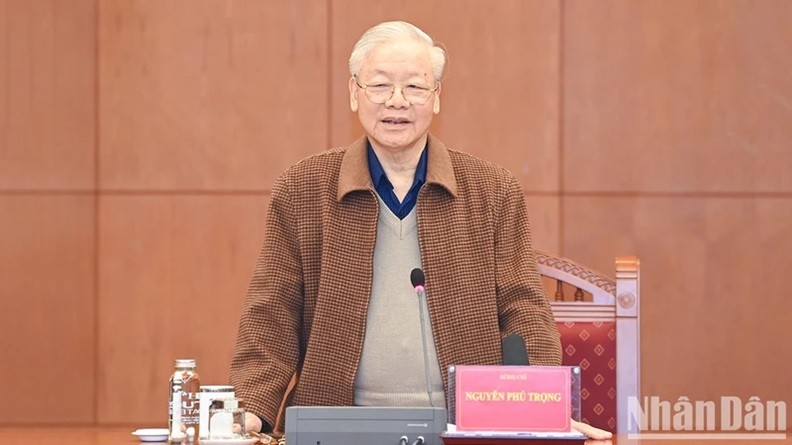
349,77,359,112
433,83,441,114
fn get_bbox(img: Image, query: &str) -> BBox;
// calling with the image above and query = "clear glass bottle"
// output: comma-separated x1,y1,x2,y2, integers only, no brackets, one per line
169,359,201,443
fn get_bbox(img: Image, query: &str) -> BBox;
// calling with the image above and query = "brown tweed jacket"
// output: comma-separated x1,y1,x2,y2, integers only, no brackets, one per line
230,134,561,429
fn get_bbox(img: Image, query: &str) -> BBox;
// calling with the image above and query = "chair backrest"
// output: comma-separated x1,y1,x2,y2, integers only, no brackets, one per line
536,251,641,434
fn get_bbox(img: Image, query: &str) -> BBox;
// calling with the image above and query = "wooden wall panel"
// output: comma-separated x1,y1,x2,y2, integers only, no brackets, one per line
97,195,269,423
525,196,560,254
0,196,95,423
99,0,328,191
0,0,788,428
329,0,560,192
0,0,95,190
563,0,792,192
563,196,792,404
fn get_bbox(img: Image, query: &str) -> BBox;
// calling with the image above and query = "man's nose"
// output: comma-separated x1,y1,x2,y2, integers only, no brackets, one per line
385,86,410,108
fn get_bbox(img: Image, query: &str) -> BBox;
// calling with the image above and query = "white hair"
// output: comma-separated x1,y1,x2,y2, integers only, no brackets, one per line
348,21,446,82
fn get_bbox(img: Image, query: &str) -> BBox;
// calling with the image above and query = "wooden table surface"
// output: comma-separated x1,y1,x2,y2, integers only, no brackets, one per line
0,427,788,445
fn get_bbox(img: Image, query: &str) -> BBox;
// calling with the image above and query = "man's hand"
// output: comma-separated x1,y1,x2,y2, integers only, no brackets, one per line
244,412,263,434
572,419,613,440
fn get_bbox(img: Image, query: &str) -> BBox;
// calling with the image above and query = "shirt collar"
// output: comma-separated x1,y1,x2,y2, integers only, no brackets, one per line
337,134,458,202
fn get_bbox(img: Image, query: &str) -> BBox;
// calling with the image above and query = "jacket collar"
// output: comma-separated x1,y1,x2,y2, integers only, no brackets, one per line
336,133,458,201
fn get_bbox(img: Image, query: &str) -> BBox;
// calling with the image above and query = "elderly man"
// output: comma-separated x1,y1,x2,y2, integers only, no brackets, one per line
231,21,607,439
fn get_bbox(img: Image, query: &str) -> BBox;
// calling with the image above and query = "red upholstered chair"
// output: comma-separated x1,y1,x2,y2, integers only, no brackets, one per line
536,252,641,434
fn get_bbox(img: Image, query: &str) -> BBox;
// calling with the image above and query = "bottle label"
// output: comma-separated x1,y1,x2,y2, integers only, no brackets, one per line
181,391,200,423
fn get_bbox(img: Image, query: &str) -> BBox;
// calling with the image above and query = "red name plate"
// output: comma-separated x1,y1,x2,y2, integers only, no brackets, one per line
455,366,571,432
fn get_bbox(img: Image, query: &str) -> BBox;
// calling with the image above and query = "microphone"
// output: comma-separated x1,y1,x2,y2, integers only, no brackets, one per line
410,268,426,293
502,333,530,366
410,267,435,408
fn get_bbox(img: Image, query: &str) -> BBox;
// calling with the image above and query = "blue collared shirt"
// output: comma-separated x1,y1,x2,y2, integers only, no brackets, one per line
367,143,428,219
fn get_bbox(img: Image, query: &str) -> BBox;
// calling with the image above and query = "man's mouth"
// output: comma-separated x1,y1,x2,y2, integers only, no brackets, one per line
381,117,411,125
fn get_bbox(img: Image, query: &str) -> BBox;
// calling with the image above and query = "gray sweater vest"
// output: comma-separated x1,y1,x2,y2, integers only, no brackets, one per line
353,197,445,408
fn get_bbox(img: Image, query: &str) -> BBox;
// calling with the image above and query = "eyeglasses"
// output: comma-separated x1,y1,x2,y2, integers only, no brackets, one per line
353,76,439,105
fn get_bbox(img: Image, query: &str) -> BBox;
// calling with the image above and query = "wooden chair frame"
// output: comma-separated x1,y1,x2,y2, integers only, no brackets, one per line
536,251,641,434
